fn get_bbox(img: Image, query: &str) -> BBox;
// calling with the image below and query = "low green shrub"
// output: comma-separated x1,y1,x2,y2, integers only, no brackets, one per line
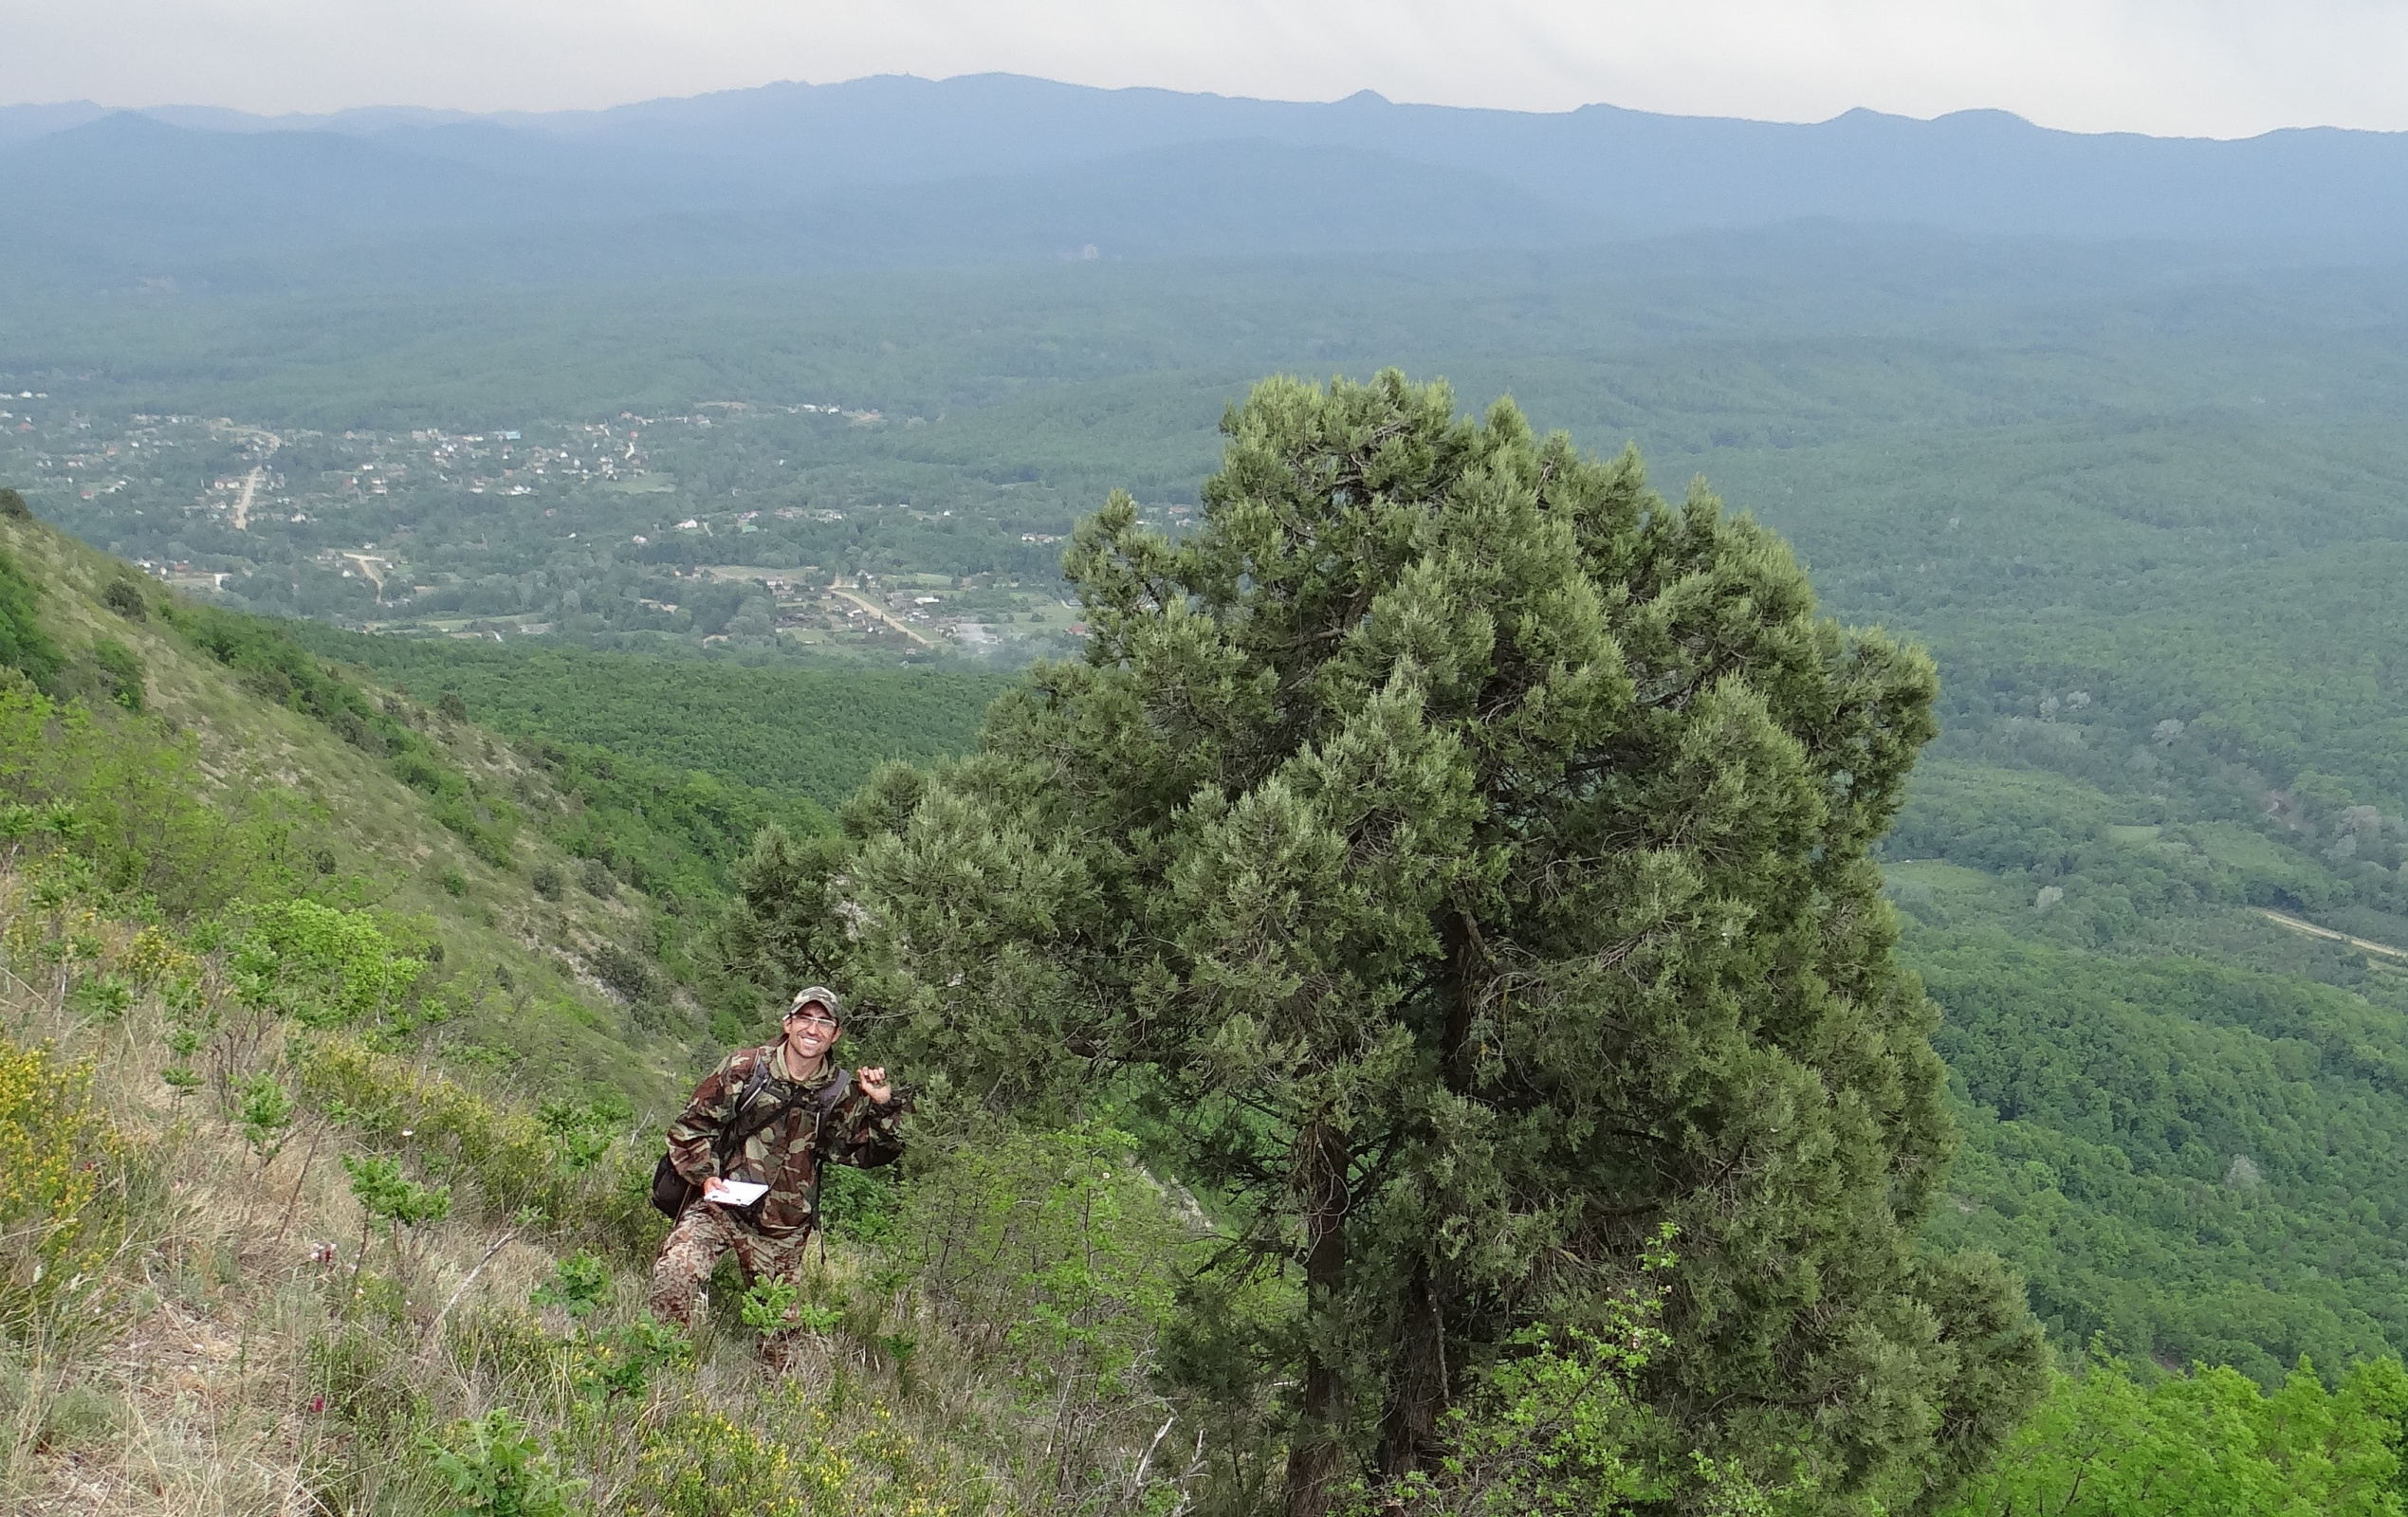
297,1036,571,1221
590,941,652,1000
236,899,429,1026
89,636,143,710
818,1161,899,1244
530,1250,610,1320
0,1037,128,1334
0,548,60,690
238,1072,297,1168
428,1408,583,1517
535,1094,627,1173
626,1384,991,1517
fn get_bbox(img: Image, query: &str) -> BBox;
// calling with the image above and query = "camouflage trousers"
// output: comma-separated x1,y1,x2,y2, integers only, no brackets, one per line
646,1203,815,1367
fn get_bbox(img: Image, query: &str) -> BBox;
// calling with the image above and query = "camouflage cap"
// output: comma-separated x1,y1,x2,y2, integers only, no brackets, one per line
786,984,842,1024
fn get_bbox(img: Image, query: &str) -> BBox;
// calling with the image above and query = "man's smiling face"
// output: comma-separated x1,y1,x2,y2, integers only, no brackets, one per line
784,1000,839,1063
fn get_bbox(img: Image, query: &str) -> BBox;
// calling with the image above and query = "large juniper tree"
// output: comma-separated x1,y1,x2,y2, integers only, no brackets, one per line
731,373,2044,1514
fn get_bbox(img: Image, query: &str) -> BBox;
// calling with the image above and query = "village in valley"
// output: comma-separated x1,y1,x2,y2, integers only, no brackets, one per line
1,394,1145,662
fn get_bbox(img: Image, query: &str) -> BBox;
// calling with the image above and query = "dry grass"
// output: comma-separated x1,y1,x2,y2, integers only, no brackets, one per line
0,863,1212,1517
0,874,359,1512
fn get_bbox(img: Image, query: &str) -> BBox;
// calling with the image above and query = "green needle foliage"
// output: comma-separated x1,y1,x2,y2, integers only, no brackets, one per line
343,1153,451,1231
236,1073,296,1167
738,1276,804,1336
734,372,2046,1513
342,1152,452,1297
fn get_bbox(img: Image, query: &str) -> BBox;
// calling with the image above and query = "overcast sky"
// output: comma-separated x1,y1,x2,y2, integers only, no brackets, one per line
8,0,2402,138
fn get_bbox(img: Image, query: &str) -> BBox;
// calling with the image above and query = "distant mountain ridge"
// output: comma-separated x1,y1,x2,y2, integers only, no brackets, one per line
5,72,2407,295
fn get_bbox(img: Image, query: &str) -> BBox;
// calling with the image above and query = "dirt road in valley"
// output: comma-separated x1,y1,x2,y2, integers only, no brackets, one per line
224,426,281,530
340,553,388,592
2254,907,2408,962
231,467,263,530
831,588,932,647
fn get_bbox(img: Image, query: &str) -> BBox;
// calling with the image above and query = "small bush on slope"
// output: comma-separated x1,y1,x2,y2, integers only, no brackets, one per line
0,547,62,691
0,1040,130,1341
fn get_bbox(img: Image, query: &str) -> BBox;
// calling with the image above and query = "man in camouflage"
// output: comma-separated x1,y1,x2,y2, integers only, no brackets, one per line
647,983,903,1365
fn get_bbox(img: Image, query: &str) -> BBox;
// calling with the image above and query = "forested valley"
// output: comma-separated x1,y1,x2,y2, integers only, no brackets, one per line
10,117,2408,1512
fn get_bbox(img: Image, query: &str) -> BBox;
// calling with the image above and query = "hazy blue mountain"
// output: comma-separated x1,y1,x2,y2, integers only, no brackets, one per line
0,100,496,140
0,116,1596,294
142,103,492,135
344,73,2408,244
545,75,2408,239
0,101,107,147
0,112,580,287
7,73,2408,296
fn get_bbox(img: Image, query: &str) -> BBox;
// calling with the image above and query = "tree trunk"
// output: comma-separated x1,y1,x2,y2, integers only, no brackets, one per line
1284,1118,1352,1517
1379,913,1481,1475
1379,1259,1447,1475
1441,912,1480,1091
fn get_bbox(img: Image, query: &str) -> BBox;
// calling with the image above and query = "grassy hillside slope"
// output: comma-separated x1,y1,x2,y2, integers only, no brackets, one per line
0,508,715,1109
0,793,1188,1517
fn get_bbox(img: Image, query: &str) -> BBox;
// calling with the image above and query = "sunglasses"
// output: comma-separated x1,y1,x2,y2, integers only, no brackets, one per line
784,1007,838,1030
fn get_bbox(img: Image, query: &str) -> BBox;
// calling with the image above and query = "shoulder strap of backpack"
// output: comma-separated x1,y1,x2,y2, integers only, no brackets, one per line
709,1056,854,1166
738,1055,772,1107
711,1052,782,1161
814,1066,853,1115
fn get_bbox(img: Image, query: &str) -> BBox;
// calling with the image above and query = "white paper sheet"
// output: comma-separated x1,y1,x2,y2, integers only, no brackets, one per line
703,1178,769,1206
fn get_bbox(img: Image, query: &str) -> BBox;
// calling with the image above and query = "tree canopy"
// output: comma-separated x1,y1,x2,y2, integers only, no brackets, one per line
730,371,2046,1513
1937,1354,2408,1517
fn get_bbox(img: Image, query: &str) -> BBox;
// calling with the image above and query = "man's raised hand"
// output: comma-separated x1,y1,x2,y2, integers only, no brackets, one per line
856,1066,893,1103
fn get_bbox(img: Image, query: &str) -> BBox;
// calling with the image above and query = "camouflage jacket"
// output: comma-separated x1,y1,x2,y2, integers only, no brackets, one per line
665,1044,904,1238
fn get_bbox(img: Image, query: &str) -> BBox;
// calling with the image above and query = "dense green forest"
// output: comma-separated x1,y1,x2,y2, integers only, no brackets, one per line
284,629,1004,810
